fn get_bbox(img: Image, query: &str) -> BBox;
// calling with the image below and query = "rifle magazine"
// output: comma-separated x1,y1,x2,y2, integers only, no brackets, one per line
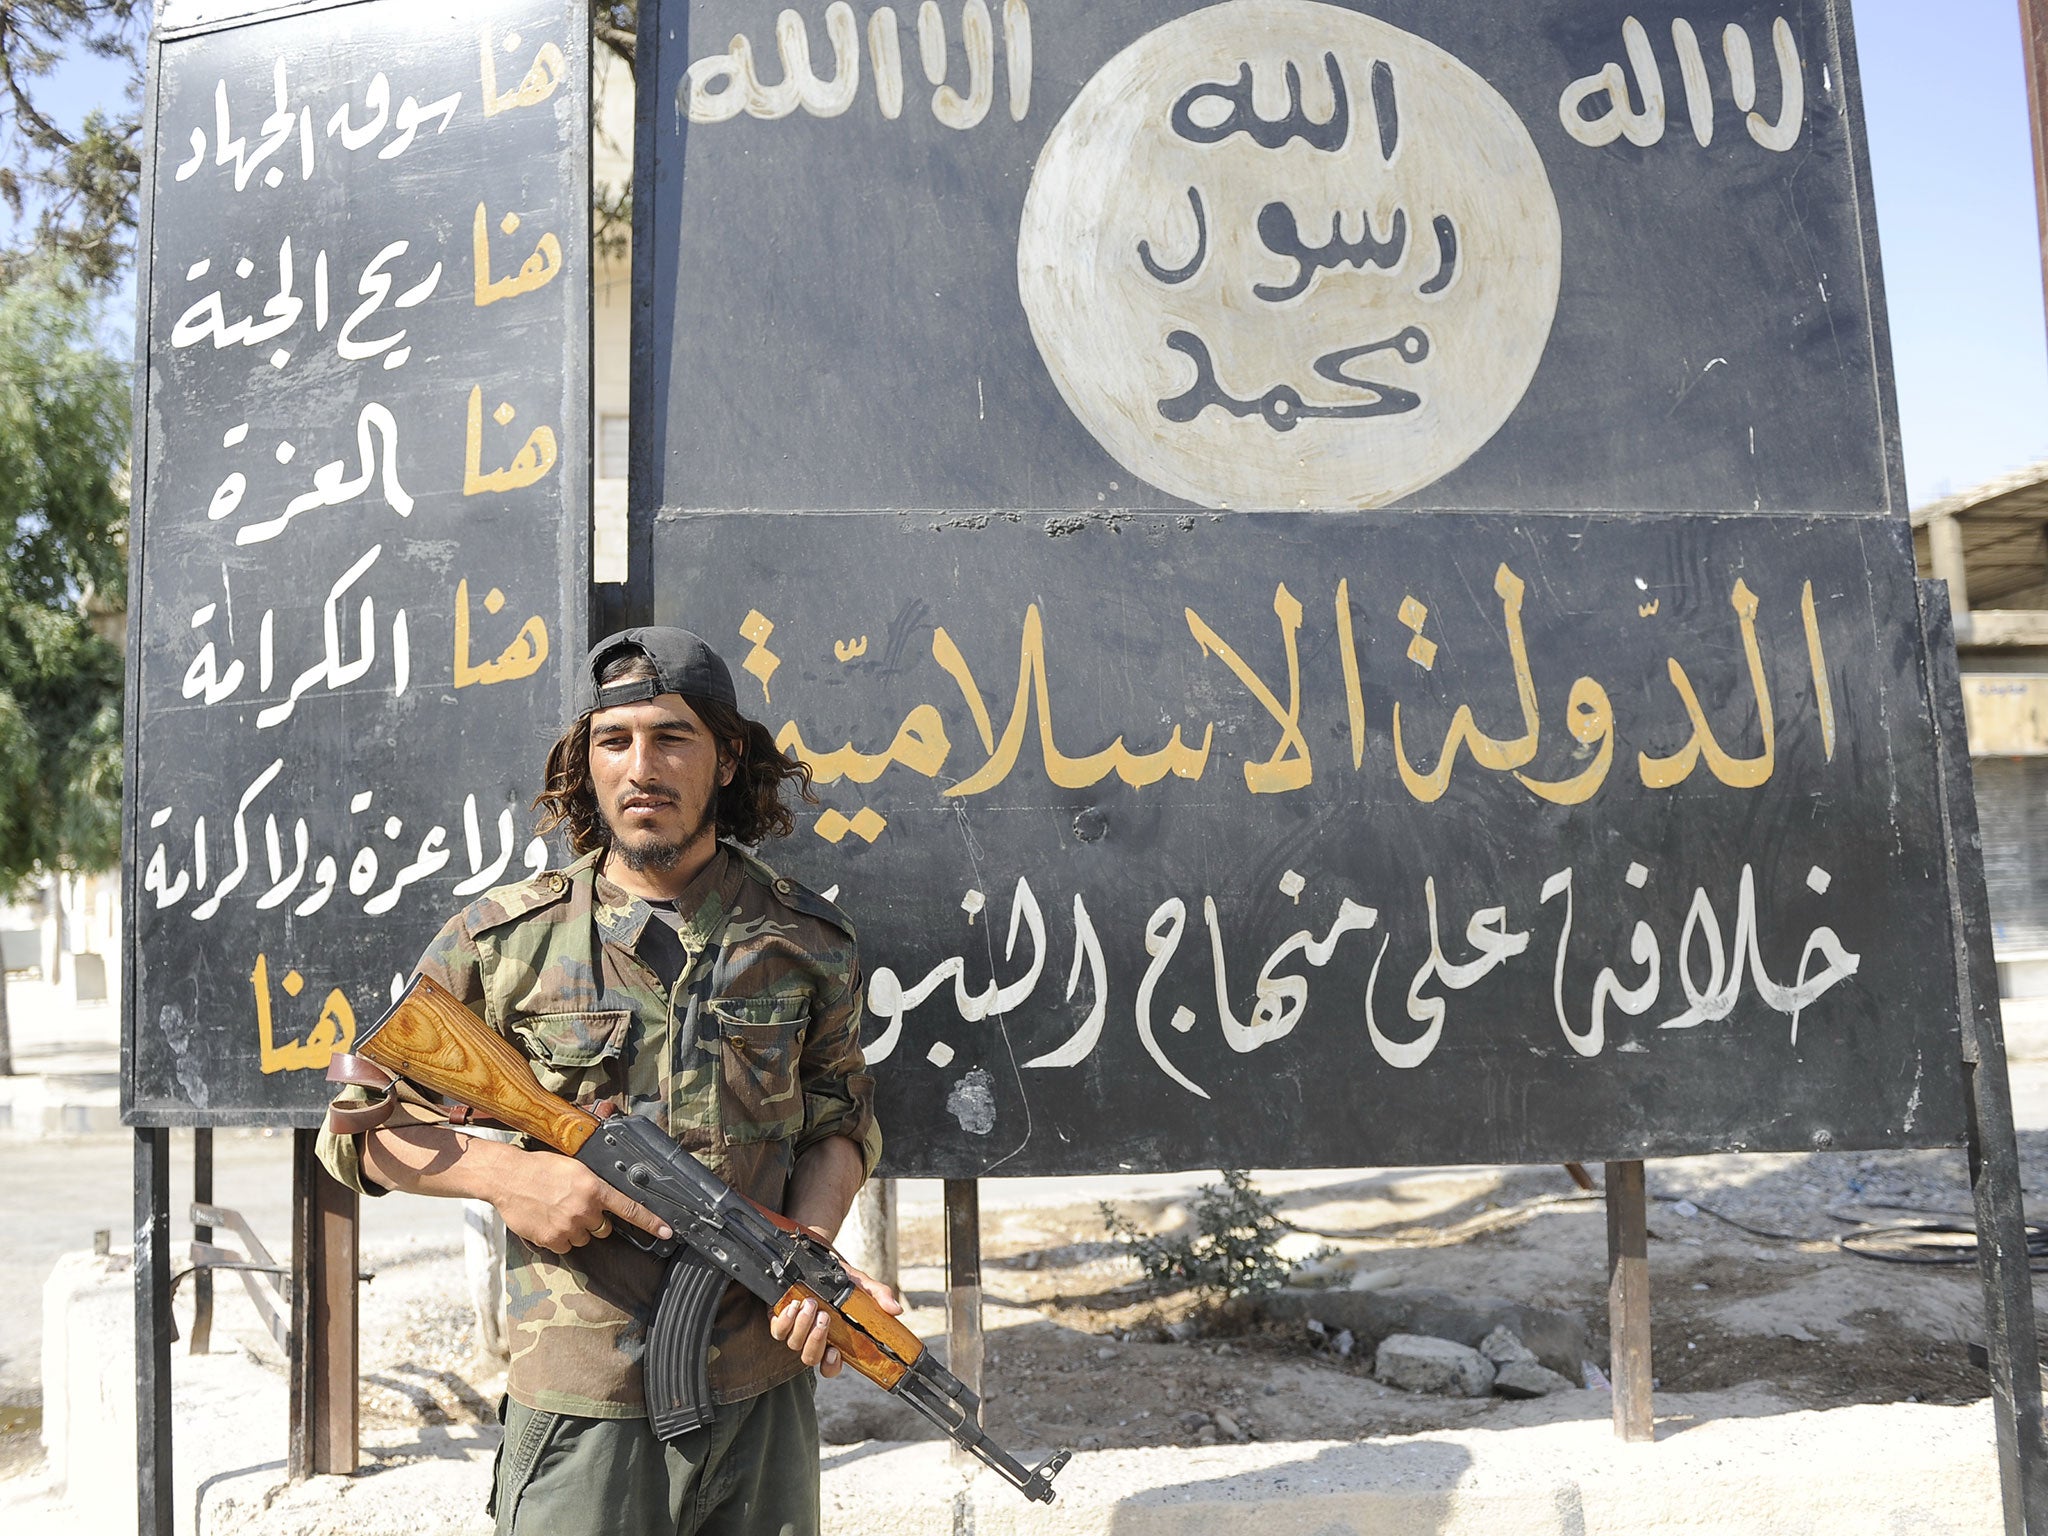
645,1253,727,1441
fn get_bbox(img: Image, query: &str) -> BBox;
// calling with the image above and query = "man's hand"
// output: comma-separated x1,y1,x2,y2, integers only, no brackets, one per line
768,1257,904,1377
775,1137,892,1374
360,1127,671,1255
490,1147,673,1255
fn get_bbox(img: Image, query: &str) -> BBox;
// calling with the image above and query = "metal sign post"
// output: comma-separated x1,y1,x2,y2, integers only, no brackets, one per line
1921,582,2048,1534
134,1130,173,1536
1603,1162,1653,1443
288,1133,360,1479
944,1178,986,1468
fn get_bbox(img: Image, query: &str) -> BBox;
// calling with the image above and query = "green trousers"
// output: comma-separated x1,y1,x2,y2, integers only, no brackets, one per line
491,1373,820,1536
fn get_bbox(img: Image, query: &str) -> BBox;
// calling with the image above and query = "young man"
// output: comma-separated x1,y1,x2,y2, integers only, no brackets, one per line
317,626,892,1535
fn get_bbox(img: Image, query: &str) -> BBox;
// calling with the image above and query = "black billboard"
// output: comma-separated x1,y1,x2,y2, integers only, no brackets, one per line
125,0,590,1124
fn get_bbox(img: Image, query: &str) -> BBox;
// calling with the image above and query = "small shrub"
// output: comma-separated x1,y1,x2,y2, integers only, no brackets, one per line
1101,1169,1293,1302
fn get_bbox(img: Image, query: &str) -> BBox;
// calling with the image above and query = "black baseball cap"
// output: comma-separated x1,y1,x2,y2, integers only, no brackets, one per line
585,627,738,714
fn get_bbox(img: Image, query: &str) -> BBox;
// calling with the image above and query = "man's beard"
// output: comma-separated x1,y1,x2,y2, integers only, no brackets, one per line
604,791,716,872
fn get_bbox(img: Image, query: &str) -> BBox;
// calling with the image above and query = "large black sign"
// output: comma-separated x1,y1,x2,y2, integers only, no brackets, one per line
124,0,589,1125
634,0,1900,522
650,511,1962,1175
634,0,1962,1177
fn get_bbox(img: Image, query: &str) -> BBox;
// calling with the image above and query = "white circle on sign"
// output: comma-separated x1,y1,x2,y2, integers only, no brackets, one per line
1018,0,1561,509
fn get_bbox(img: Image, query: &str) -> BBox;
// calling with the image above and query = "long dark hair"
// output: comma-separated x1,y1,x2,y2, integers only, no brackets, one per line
534,658,815,852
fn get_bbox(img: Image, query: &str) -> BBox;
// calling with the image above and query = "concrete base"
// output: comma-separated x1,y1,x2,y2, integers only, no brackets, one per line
5,1363,2005,1536
16,1248,290,1536
39,1250,137,1532
183,1397,1997,1536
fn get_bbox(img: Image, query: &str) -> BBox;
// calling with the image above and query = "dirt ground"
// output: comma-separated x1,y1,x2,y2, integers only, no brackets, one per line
302,1138,2031,1462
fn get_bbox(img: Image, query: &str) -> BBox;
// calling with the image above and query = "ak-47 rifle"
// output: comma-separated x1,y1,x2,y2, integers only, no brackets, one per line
333,974,1069,1504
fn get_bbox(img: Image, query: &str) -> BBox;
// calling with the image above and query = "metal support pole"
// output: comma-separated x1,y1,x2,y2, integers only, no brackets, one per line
843,1177,900,1293
190,1128,214,1356
943,1177,983,1467
2018,0,2048,337
1604,1159,1653,1443
135,1127,174,1536
1920,581,2048,1534
288,1130,359,1479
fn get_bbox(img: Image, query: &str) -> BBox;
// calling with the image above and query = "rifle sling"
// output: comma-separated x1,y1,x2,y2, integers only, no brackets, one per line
323,1053,515,1136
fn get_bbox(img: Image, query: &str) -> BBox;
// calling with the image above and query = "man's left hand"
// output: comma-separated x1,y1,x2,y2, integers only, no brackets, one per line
769,1255,904,1377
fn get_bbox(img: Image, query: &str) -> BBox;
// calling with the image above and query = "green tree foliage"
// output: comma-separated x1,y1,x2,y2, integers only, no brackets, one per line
1102,1170,1298,1304
0,2,148,286
0,264,129,892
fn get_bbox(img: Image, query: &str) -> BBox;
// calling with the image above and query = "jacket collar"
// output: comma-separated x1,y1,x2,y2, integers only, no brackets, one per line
590,843,743,957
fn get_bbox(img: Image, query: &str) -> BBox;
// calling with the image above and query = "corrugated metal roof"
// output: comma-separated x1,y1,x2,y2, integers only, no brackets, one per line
1911,459,2048,609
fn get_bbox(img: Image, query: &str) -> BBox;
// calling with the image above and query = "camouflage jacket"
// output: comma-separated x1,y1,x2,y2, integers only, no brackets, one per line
315,843,881,1418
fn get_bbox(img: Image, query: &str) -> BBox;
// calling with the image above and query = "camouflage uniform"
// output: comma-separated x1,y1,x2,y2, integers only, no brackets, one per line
316,843,881,1419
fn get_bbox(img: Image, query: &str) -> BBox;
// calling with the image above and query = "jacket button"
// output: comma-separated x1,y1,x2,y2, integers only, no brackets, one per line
545,873,567,894
774,878,793,894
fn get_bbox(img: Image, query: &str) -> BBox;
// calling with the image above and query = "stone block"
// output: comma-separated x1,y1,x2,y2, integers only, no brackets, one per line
1479,1325,1536,1365
42,1248,138,1531
1374,1333,1495,1397
1493,1358,1577,1399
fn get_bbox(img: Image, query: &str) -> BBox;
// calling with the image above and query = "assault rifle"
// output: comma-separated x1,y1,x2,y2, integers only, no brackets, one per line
333,975,1069,1503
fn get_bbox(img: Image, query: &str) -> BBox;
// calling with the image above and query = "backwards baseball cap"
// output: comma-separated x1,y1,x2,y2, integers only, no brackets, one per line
584,627,738,714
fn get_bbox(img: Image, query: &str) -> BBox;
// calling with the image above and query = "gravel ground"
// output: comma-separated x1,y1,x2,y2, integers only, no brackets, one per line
252,1140,2032,1466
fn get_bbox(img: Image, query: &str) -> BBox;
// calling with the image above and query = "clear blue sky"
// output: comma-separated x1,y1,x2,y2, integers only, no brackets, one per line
19,2,2048,511
1858,1,2048,505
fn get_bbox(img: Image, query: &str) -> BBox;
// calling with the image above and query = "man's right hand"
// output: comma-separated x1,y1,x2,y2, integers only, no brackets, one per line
360,1126,671,1254
490,1147,673,1254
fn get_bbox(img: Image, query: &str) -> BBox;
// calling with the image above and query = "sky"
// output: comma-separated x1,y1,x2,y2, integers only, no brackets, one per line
1857,2,2048,506
15,2,2048,512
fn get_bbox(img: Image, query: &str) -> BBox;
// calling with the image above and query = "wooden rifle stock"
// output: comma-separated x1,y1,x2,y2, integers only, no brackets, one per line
356,976,601,1155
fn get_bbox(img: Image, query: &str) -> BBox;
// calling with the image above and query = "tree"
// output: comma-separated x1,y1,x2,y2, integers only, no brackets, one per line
0,262,129,1072
0,2,148,287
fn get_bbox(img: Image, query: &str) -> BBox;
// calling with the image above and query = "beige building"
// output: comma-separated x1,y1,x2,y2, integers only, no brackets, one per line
1915,459,2048,996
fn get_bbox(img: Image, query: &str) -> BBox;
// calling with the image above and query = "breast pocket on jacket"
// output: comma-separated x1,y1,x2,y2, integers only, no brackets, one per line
510,1010,632,1109
709,994,808,1144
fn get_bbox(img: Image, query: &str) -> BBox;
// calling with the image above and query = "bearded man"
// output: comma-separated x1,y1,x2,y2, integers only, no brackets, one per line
316,626,891,1536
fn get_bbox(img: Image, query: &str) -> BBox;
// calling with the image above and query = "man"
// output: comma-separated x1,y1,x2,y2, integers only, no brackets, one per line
316,626,892,1536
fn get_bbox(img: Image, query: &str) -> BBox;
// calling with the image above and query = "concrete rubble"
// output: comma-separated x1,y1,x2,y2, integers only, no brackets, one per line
1478,1327,1574,1399
1479,1326,1537,1366
1493,1360,1577,1400
1373,1333,1496,1397
1265,1285,1590,1382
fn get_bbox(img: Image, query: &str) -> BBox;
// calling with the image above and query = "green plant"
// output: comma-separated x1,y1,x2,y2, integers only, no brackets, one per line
1101,1169,1293,1302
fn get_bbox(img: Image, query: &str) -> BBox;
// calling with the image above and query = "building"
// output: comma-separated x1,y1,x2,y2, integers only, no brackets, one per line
1915,459,2048,996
